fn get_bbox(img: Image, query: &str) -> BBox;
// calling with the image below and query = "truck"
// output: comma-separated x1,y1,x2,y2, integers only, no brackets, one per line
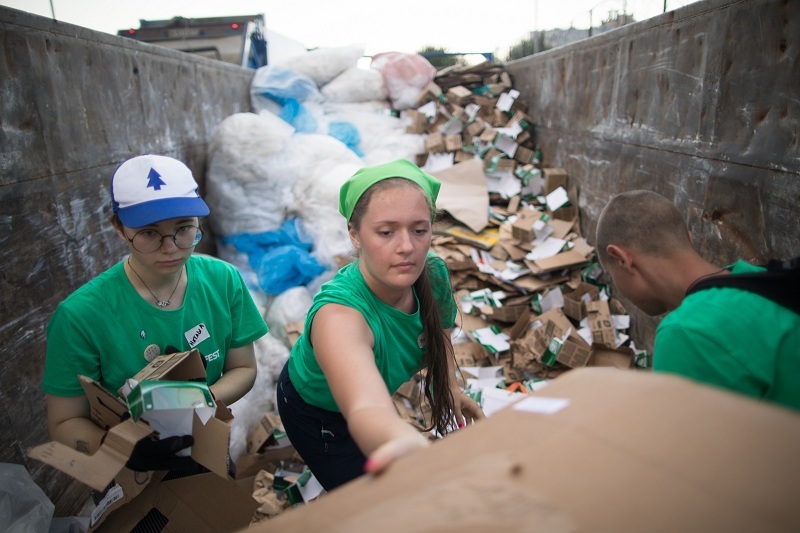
117,14,268,69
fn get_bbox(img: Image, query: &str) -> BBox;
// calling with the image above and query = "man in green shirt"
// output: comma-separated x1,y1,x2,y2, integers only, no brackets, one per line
595,190,800,411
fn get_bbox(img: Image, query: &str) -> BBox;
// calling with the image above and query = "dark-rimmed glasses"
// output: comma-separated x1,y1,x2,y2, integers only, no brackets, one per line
125,225,203,253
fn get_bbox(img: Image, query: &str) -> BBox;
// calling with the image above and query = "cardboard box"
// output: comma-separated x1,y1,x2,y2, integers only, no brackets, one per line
28,349,235,525
510,209,541,242
586,300,616,348
588,344,634,369
425,131,445,153
414,81,442,107
514,145,535,165
92,472,258,533
524,249,589,275
562,282,600,321
453,341,488,367
246,413,283,455
257,368,800,533
446,85,472,105
443,133,463,152
404,109,428,134
465,118,486,136
552,185,579,222
542,167,568,195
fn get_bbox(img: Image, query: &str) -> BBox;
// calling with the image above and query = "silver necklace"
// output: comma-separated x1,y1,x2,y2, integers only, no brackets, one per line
127,257,182,307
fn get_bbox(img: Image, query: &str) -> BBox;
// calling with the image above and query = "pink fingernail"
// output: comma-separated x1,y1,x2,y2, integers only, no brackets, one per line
458,422,465,429
364,459,375,472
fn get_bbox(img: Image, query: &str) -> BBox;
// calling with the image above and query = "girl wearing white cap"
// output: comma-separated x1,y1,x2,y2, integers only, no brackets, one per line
277,159,484,491
42,154,269,471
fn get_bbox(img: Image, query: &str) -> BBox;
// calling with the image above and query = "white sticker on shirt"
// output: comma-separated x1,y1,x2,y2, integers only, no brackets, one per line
185,323,210,348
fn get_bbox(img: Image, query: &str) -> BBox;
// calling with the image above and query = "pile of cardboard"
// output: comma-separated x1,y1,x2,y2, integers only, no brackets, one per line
28,349,257,532
407,62,542,180
241,63,651,522
391,62,650,427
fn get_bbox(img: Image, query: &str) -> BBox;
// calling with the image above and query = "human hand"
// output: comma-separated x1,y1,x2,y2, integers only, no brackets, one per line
452,389,485,429
363,433,429,476
125,435,196,472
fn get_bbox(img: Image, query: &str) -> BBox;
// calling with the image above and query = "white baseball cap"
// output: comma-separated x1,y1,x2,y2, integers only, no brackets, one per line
111,154,210,228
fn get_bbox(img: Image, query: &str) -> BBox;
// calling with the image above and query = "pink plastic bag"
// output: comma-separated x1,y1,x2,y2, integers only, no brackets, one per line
371,52,436,111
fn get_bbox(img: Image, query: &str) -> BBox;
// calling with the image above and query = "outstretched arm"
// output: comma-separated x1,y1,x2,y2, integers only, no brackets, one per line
311,304,429,473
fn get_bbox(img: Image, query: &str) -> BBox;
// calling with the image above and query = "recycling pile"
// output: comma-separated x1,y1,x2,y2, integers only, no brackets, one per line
201,46,647,519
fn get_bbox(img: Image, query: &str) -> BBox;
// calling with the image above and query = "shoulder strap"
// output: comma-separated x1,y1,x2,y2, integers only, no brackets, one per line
686,257,800,315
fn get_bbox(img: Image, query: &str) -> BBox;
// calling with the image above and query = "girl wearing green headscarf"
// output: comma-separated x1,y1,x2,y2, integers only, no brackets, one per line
277,159,484,490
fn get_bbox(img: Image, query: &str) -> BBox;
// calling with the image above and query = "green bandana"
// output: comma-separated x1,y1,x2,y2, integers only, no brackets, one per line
338,159,441,221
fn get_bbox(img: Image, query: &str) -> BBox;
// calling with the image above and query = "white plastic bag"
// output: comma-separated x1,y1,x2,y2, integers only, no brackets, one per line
276,44,365,87
321,67,388,103
205,112,296,236
0,463,54,533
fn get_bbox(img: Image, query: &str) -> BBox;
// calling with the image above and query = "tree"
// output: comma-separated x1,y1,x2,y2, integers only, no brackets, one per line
506,31,551,62
417,46,465,68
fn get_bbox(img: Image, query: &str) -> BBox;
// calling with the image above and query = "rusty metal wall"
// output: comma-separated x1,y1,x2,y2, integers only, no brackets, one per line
506,0,800,349
0,6,253,516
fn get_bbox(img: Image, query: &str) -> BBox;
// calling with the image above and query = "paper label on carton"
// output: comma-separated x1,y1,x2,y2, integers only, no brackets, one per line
90,482,124,527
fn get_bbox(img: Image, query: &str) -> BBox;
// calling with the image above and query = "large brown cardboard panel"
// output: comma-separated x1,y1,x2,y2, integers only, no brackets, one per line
95,473,257,532
257,368,800,532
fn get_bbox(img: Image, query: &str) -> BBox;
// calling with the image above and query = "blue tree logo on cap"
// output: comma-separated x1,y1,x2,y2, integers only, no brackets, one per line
147,168,166,191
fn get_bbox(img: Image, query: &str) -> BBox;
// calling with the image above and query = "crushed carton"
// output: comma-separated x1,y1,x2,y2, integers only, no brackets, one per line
91,472,258,533
236,414,299,479
588,344,634,369
126,380,216,446
585,300,616,348
563,282,601,321
28,349,236,529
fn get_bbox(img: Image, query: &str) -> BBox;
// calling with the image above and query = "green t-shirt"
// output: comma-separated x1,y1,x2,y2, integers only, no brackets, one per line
654,260,800,411
288,253,457,412
43,254,269,397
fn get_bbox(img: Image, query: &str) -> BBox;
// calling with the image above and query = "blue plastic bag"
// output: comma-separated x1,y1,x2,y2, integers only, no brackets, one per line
252,66,321,104
328,121,364,156
222,219,326,295
279,99,319,133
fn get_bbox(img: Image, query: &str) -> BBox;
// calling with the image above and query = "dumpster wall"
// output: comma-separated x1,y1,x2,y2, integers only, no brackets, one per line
506,0,800,346
0,6,253,515
2,0,798,520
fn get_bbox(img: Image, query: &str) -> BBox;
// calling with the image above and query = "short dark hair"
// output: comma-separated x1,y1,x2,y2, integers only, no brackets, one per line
596,190,692,266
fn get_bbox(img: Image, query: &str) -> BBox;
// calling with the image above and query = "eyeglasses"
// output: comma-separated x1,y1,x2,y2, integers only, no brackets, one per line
126,225,203,253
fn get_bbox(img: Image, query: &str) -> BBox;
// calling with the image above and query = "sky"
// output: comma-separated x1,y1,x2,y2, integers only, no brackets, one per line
1,0,700,59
